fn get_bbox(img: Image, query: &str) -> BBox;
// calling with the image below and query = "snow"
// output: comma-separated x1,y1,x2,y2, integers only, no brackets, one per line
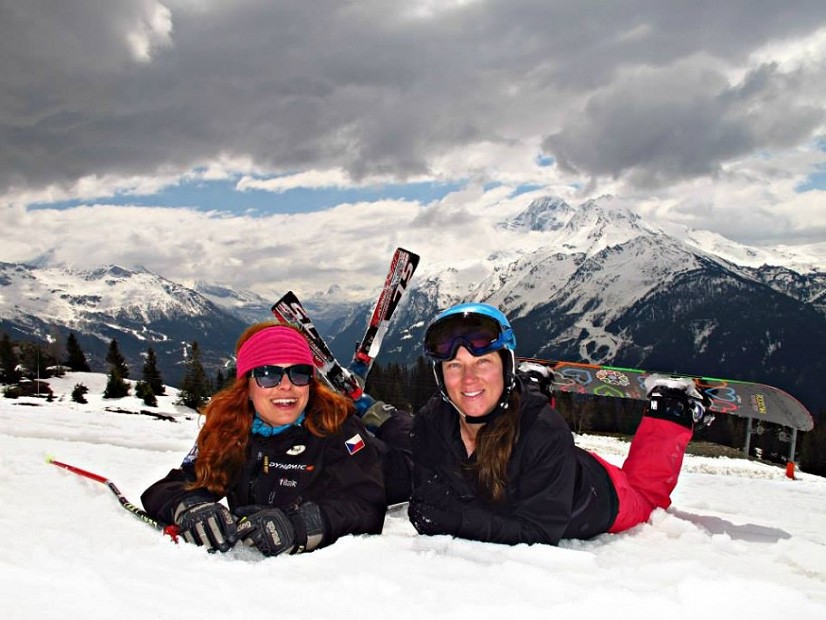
2,373,825,619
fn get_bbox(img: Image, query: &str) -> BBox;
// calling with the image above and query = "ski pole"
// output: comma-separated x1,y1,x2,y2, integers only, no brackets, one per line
47,456,180,542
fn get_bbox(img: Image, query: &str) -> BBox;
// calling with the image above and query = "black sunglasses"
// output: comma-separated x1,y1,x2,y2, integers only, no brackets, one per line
250,364,314,388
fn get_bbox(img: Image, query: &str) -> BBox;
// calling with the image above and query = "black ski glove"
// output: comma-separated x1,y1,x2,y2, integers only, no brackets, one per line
408,499,463,536
408,476,464,536
235,502,326,557
173,497,238,552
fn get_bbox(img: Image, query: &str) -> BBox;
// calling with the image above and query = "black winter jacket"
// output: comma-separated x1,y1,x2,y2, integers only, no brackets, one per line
141,416,386,549
411,387,617,545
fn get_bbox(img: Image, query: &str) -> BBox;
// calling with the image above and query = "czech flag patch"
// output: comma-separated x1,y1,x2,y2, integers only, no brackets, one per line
345,433,366,455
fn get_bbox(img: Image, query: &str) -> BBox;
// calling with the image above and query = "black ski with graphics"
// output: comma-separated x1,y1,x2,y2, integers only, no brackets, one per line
518,357,814,431
271,247,419,398
351,247,419,374
272,290,364,399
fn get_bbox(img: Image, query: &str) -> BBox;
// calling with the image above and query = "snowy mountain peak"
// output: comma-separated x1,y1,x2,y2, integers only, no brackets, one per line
565,197,643,233
542,196,656,258
498,196,575,232
194,280,265,305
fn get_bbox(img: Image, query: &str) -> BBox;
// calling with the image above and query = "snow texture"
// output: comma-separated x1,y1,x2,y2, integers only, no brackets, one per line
2,373,825,619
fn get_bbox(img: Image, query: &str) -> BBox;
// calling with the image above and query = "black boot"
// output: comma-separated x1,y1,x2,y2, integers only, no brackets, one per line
644,376,714,429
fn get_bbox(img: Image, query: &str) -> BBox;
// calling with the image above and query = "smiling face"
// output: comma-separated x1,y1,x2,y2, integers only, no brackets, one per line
248,367,311,427
441,346,505,420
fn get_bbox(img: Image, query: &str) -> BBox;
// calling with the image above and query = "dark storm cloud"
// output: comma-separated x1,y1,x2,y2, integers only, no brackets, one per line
544,61,825,187
1,0,825,193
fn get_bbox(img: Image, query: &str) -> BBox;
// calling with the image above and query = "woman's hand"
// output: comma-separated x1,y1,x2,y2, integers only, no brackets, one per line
173,498,238,552
408,476,464,536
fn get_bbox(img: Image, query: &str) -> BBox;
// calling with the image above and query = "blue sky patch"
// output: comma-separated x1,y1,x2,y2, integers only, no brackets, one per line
795,165,826,193
29,178,466,215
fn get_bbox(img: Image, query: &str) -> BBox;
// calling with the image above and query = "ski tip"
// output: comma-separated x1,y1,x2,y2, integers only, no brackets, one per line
396,247,421,261
45,454,55,464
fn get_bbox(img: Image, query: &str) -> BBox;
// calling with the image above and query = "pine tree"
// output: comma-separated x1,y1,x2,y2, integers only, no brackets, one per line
64,333,91,372
105,339,129,379
142,347,165,395
71,383,89,404
135,380,158,407
0,333,21,384
103,368,130,398
214,368,235,392
177,341,211,410
103,339,130,398
18,342,55,380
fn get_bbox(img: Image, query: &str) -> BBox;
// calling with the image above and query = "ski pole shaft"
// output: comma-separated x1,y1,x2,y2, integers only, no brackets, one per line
47,456,180,541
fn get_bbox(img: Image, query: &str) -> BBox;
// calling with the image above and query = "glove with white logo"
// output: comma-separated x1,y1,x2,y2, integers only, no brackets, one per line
173,496,238,552
235,502,326,557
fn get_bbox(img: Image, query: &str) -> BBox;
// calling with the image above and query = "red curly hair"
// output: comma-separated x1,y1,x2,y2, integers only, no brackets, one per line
189,321,354,494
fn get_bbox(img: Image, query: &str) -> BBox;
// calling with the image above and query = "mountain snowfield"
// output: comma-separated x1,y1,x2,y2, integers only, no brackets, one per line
417,196,825,305
2,373,825,619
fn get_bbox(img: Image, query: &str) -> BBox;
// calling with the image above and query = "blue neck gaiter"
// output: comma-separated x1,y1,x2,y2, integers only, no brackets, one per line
251,411,306,437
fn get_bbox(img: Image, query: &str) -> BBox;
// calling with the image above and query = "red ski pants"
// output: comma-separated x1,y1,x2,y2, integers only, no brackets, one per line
589,416,693,533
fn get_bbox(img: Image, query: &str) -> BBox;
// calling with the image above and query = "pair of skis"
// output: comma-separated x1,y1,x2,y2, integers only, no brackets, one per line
271,247,420,400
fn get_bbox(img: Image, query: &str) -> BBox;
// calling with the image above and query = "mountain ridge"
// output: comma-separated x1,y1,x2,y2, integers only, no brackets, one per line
2,196,824,412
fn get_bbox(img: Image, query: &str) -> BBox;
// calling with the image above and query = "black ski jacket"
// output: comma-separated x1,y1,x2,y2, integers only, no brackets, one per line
411,385,618,545
142,415,386,549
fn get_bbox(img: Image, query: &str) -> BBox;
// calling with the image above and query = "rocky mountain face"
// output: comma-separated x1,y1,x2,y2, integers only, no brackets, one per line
0,263,248,385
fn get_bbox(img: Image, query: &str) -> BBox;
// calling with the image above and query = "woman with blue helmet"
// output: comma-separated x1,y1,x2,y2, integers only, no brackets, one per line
408,302,710,545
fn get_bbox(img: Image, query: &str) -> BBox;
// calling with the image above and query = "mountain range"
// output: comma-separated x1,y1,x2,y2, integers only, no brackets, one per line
326,197,826,413
2,196,824,412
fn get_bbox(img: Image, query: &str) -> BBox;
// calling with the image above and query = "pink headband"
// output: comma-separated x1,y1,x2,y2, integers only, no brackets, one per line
236,326,315,378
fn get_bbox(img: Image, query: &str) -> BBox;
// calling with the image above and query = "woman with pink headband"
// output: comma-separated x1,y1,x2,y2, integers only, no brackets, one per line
141,322,385,556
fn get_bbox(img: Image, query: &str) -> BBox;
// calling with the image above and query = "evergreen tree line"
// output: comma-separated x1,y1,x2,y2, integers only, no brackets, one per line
365,359,826,478
4,331,824,477
1,331,223,411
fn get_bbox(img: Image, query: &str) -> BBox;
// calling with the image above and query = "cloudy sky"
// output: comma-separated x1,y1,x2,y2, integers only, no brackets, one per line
2,1,825,298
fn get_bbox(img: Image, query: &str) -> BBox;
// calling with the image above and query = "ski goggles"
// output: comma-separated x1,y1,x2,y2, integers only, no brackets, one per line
424,313,508,361
250,364,314,388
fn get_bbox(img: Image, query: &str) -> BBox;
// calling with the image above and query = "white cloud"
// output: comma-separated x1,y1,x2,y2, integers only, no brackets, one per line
1,0,824,274
125,2,174,62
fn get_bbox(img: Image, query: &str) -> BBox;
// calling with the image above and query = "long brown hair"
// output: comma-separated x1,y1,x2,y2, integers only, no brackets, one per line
188,321,354,495
469,390,521,503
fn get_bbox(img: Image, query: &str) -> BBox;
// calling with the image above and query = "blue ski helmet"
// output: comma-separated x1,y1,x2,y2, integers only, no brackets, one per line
424,302,517,417
424,302,516,361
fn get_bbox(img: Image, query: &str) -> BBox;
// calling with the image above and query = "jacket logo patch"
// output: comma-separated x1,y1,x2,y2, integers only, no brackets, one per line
286,445,306,456
345,433,365,455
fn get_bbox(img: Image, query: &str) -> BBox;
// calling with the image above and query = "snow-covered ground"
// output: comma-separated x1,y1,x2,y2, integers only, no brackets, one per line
1,373,824,619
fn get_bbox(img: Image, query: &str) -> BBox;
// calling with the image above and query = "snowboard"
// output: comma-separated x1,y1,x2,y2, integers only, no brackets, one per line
518,358,814,431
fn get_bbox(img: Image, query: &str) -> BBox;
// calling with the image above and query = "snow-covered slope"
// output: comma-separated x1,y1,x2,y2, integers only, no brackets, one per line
2,374,824,618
